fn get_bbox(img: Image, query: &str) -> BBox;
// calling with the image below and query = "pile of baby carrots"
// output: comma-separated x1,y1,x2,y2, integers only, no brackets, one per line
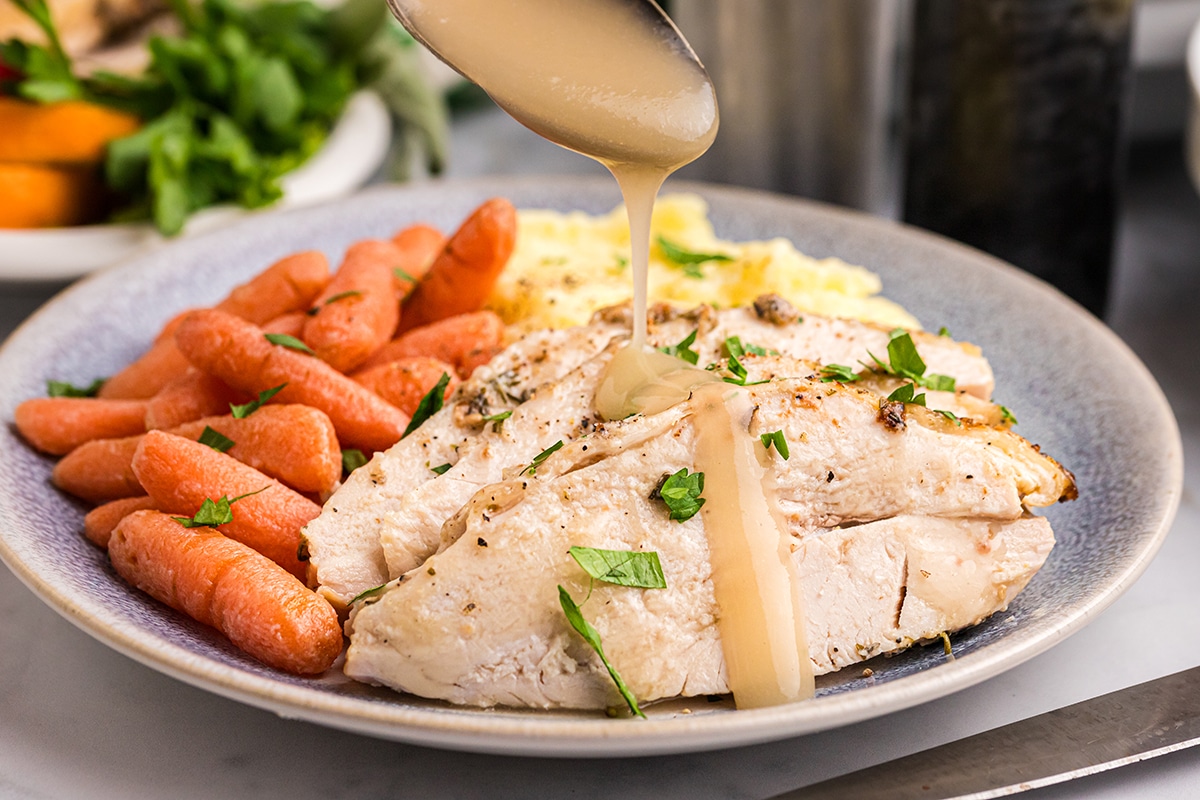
13,197,517,675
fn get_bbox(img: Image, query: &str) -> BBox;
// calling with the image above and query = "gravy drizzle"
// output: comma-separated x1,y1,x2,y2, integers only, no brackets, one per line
393,0,814,707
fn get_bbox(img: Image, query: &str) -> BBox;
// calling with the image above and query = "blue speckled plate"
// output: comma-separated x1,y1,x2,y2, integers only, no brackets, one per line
0,177,1183,757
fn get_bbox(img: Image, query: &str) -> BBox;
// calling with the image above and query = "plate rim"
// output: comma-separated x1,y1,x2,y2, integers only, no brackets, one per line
0,175,1184,757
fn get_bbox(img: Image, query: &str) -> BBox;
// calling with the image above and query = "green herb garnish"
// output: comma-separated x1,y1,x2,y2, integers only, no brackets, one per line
558,585,645,718
264,332,314,354
2,0,448,235
818,364,860,383
934,409,961,426
938,326,952,337
429,462,452,475
307,290,362,314
568,546,667,589
342,448,368,474
520,440,564,476
349,582,389,605
46,377,106,398
999,405,1018,426
482,410,512,432
401,372,451,439
760,430,790,460
172,487,266,528
658,329,700,365
866,331,956,392
393,267,418,284
718,336,772,386
654,468,705,521
657,235,734,267
198,426,235,453
0,0,80,103
886,382,927,407
230,383,286,418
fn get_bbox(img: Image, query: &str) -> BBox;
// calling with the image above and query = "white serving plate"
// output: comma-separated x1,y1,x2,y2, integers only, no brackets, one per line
0,177,1182,757
0,91,392,282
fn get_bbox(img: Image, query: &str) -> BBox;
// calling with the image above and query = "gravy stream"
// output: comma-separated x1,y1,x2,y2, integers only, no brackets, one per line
693,384,815,707
396,0,813,706
394,0,718,347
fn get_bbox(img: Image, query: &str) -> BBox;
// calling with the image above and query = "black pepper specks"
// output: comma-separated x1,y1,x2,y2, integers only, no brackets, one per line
477,537,488,547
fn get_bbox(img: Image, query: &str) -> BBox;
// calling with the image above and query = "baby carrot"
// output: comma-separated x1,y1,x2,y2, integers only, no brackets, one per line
174,309,409,453
108,510,343,674
301,240,401,373
98,334,193,400
144,370,247,431
14,396,147,455
83,496,157,548
391,223,446,298
262,310,308,339
215,250,331,325
357,310,506,377
171,406,342,496
53,435,143,503
54,405,342,502
131,430,320,579
397,198,517,333
99,253,329,400
352,357,460,417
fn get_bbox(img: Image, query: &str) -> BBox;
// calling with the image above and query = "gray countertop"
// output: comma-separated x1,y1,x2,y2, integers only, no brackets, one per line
0,109,1198,799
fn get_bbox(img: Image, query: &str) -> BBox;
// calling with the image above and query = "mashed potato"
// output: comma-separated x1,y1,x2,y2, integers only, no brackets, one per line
487,194,919,332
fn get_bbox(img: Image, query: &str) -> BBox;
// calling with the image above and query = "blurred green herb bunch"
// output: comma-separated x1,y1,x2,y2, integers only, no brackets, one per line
0,0,447,234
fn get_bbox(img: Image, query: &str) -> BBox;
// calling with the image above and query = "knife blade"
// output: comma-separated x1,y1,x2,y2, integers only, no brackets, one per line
779,665,1200,799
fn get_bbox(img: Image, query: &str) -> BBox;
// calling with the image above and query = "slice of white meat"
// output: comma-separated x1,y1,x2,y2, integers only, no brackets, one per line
344,378,1068,709
307,300,1000,606
302,322,622,605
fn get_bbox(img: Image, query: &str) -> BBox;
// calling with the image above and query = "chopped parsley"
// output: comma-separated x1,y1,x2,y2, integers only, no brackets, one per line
172,487,266,528
230,383,286,418
430,462,452,475
264,332,314,354
46,377,106,398
657,235,734,267
716,336,770,386
401,372,451,439
726,336,773,358
307,290,362,315
568,546,666,589
349,582,389,605
341,448,368,474
934,409,961,426
818,363,861,383
520,440,563,476
654,468,705,521
999,405,1018,426
558,585,645,718
866,331,956,392
482,410,512,432
197,426,235,453
760,430,790,460
658,329,700,365
393,267,418,284
886,382,927,407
